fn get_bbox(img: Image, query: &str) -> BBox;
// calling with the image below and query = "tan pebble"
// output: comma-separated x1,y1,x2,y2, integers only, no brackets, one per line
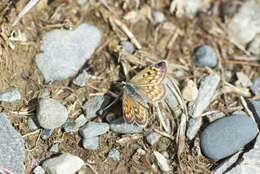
182,80,198,101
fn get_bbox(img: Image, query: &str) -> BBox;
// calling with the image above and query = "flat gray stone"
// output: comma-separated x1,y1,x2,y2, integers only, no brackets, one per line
108,148,120,161
35,23,101,82
42,153,84,174
0,113,25,174
82,137,99,150
189,74,220,118
110,118,143,134
80,122,109,138
63,114,87,132
0,87,21,102
201,114,259,160
37,98,68,129
82,95,110,120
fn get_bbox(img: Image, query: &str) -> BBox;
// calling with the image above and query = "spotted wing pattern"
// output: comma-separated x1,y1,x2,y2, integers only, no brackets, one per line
122,89,148,125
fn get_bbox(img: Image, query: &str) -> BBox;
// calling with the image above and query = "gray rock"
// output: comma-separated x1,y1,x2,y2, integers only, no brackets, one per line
37,98,68,129
153,151,171,172
186,117,203,140
110,118,143,134
108,148,120,161
33,166,45,174
193,45,218,68
152,11,165,24
63,120,77,133
41,129,53,140
248,35,260,56
50,143,59,153
228,0,260,46
73,70,90,87
225,134,260,174
42,153,84,174
252,77,260,96
236,71,252,88
189,74,220,118
35,23,101,82
201,114,258,160
0,87,21,102
80,122,109,138
121,40,135,54
82,95,110,120
145,132,161,145
82,137,99,150
28,117,39,131
63,114,87,132
0,113,25,174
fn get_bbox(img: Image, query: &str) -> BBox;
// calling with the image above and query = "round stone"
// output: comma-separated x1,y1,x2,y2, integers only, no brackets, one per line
193,45,218,68
37,98,68,129
200,114,258,160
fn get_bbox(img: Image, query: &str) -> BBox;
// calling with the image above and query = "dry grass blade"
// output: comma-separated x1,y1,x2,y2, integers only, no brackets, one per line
12,0,40,27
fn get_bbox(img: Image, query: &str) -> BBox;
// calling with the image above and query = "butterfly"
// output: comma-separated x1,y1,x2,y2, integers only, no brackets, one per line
122,61,167,126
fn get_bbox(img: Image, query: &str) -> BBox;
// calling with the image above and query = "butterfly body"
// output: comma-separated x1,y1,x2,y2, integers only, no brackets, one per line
122,61,167,126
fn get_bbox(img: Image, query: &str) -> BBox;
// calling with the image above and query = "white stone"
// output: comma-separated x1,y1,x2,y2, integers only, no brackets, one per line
42,153,84,174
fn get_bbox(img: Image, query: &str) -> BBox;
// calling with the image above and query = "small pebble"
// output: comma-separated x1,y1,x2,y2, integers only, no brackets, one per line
153,151,171,172
28,117,39,131
236,71,252,88
33,166,45,174
82,137,99,150
42,153,84,174
108,148,121,161
189,74,220,118
37,98,68,129
73,70,90,87
201,114,258,160
152,11,165,24
193,45,218,68
63,120,77,132
50,143,59,153
82,95,110,120
63,114,87,132
110,118,143,134
252,77,260,96
41,129,53,140
182,80,198,101
145,132,161,145
0,87,21,102
80,122,109,138
121,40,135,54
